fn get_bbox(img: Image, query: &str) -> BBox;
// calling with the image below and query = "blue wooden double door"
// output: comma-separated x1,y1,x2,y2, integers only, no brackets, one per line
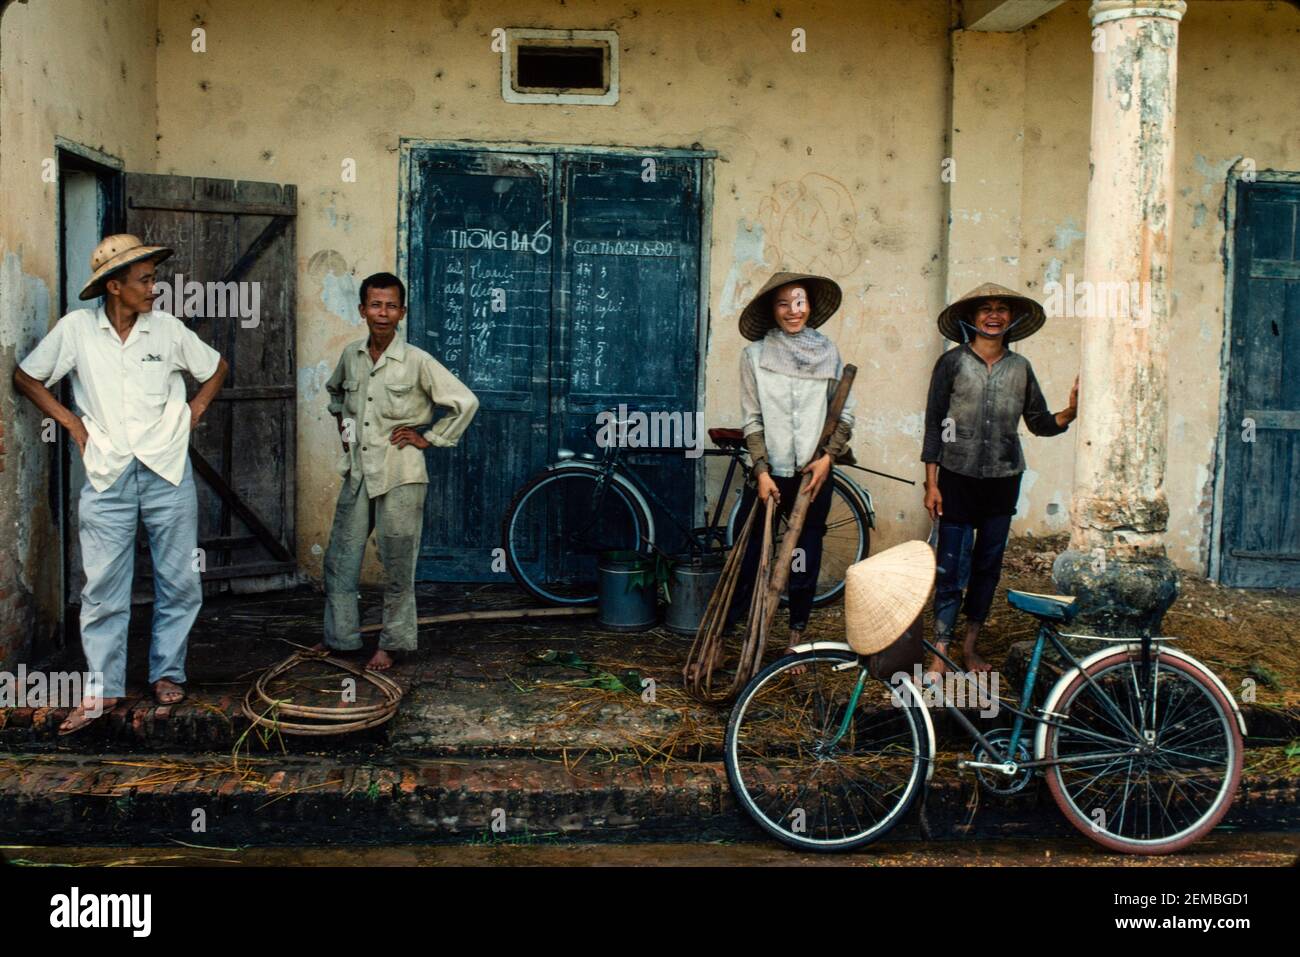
404,147,704,581
1221,179,1300,588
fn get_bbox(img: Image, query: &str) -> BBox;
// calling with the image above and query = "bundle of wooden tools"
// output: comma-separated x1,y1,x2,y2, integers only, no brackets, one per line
683,366,857,703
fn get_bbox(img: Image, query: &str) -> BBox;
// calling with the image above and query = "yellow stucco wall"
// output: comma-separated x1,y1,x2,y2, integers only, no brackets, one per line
1015,0,1300,570
151,0,954,581
5,0,1295,617
0,0,158,659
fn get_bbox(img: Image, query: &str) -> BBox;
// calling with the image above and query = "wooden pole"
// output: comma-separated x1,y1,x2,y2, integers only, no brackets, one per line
358,605,597,634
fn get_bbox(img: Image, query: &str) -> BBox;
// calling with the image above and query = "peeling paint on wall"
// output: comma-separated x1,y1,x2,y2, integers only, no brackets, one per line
718,217,765,316
0,252,52,352
297,358,332,403
1053,217,1085,252
323,270,360,325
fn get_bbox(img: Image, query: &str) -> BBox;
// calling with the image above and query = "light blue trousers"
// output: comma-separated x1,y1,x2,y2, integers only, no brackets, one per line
78,457,202,698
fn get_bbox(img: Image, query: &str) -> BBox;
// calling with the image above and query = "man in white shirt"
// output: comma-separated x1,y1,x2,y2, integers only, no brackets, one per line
13,234,229,734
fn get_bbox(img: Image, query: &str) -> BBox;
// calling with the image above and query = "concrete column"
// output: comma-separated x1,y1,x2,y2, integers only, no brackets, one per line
1053,0,1186,638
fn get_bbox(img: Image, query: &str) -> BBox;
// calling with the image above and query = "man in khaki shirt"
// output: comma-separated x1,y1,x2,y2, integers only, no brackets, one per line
322,272,479,669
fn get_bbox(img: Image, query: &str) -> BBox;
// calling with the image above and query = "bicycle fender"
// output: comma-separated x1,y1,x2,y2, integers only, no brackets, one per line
788,640,938,782
538,462,657,548
832,467,876,529
1033,644,1248,762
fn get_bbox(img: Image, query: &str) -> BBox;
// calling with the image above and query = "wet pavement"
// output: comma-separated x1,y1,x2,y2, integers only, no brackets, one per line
7,831,1299,867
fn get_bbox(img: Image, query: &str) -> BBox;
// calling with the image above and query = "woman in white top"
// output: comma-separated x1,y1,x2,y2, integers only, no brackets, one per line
725,271,855,650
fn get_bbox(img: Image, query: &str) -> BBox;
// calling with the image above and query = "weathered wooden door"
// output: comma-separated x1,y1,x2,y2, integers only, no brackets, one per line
1221,179,1300,588
403,146,705,581
124,174,297,586
556,153,702,557
405,150,554,580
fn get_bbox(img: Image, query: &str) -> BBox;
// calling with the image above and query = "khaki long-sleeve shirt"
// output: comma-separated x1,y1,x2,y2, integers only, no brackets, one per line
326,337,479,498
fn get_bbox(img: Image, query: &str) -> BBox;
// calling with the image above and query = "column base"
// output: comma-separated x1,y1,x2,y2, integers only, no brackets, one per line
1051,550,1180,643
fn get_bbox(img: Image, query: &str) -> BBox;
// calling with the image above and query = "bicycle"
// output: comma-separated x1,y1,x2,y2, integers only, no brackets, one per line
500,407,877,606
724,589,1246,854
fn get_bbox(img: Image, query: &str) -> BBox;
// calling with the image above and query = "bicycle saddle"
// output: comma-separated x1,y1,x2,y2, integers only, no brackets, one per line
1007,590,1080,622
709,427,744,449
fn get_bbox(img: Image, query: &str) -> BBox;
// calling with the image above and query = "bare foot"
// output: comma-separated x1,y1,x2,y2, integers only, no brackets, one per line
923,641,950,684
366,648,395,671
153,678,185,706
785,630,807,675
963,649,993,674
58,697,118,736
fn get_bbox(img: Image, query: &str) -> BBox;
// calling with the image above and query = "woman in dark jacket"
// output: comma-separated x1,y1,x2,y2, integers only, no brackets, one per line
921,282,1077,674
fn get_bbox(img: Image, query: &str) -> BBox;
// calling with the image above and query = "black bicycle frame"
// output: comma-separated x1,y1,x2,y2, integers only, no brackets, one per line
581,440,751,559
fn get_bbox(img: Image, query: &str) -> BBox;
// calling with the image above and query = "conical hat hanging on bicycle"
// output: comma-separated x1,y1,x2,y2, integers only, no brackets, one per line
844,540,936,655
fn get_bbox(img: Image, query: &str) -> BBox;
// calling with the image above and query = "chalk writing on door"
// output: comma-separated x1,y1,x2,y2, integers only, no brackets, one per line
571,239,675,257
447,220,552,254
429,251,540,394
571,258,628,393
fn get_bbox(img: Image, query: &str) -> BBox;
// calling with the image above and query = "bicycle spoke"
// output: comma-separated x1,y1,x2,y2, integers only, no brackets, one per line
1049,654,1237,847
728,656,924,849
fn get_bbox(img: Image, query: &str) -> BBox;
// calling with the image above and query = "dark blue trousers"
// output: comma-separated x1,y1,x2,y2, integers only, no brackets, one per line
725,473,835,633
933,513,1013,638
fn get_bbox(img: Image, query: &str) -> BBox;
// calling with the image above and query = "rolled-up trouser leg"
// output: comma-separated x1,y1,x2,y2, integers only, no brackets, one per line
323,477,374,651
933,519,974,640
374,481,427,652
78,460,141,699
139,459,202,686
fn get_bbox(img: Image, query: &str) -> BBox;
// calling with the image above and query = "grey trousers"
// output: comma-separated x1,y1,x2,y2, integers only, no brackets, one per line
323,477,427,652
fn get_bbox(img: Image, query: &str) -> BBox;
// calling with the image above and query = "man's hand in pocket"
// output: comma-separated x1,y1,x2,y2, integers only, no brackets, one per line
71,421,89,456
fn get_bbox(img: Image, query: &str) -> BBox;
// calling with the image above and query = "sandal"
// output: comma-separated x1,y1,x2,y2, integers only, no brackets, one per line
57,699,116,736
153,679,186,706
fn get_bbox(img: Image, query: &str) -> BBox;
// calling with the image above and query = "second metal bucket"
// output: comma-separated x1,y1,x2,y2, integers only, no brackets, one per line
664,553,725,635
596,550,659,631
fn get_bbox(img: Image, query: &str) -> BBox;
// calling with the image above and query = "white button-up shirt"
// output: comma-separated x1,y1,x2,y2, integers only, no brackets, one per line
20,306,221,491
739,340,856,477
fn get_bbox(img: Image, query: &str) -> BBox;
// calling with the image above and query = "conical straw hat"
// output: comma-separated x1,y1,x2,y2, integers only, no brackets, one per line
844,540,936,655
936,281,1045,344
737,271,842,341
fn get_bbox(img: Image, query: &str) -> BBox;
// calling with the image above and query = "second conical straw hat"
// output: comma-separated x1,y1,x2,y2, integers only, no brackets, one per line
844,540,936,655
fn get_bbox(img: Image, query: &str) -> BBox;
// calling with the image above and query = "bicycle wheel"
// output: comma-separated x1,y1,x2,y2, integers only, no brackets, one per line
725,649,928,851
1044,650,1243,854
502,466,652,605
725,473,869,608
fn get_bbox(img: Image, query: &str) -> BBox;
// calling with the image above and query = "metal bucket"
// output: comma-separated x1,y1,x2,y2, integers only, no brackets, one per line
664,553,725,635
597,551,659,631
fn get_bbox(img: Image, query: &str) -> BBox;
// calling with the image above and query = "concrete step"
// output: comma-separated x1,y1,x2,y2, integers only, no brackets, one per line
2,751,1297,847
4,690,1294,756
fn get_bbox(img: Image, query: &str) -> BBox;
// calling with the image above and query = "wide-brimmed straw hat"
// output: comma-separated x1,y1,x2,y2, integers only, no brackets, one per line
737,271,842,341
937,282,1045,344
844,540,936,655
79,234,174,301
